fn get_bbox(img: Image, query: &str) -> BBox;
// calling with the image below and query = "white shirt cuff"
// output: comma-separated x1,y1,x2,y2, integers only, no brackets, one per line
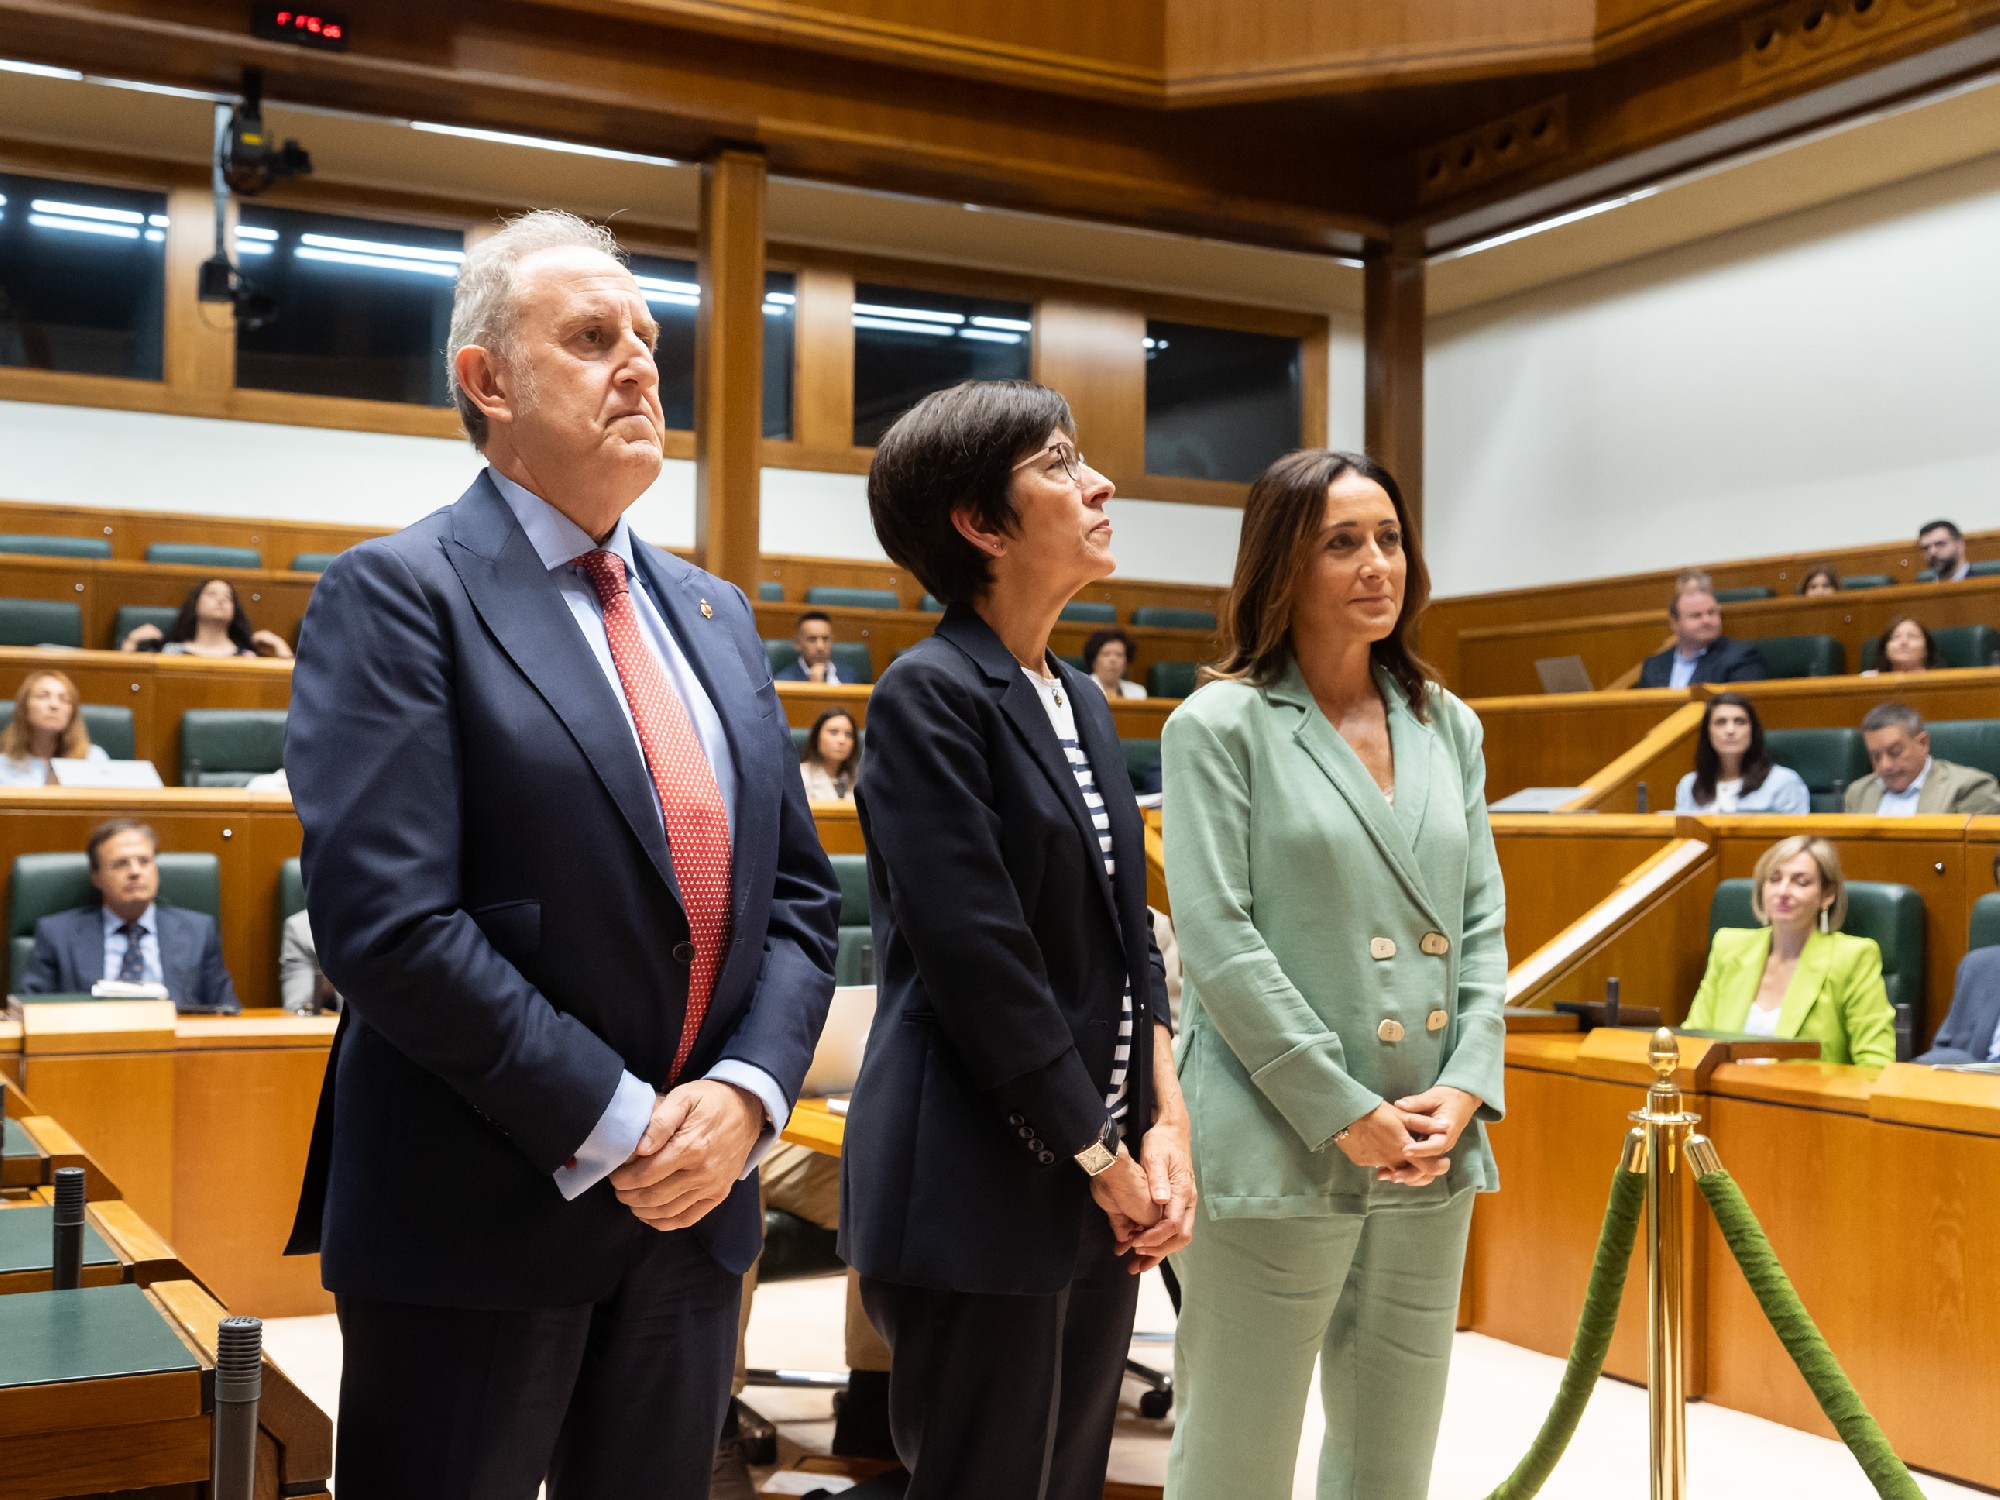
552,1070,655,1201
706,1059,791,1178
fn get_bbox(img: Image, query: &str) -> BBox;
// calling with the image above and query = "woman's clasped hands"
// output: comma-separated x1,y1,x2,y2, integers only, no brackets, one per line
1331,1085,1480,1187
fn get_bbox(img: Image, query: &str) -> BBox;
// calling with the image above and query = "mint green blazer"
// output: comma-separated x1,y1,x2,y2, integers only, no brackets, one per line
1684,928,1896,1067
1161,661,1507,1219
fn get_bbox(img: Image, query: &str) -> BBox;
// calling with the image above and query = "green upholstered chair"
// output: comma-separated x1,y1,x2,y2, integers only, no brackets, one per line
109,604,179,650
1860,624,2000,672
764,640,792,677
0,704,135,761
179,709,287,787
757,580,784,602
1925,720,2000,783
1147,660,1199,699
1060,600,1117,623
0,534,112,560
1763,728,1870,813
1970,893,2000,952
145,543,262,570
919,593,944,613
1058,654,1087,672
1840,574,1895,590
8,851,221,995
763,639,874,685
803,586,899,610
278,857,306,924
1712,585,1776,603
829,852,873,986
289,552,338,573
1121,738,1162,795
1131,606,1217,631
0,599,83,649
1708,876,1925,1058
1749,635,1845,679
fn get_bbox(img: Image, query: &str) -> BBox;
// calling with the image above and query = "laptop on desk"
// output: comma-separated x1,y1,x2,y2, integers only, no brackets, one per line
1534,656,1594,694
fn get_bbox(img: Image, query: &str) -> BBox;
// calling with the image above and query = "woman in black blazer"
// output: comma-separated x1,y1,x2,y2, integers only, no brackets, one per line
841,381,1195,1500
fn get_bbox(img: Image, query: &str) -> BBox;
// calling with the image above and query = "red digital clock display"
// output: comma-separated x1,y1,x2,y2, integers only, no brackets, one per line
251,3,349,50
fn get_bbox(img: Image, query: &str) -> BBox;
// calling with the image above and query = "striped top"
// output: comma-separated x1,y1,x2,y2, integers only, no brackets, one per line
1022,666,1132,1125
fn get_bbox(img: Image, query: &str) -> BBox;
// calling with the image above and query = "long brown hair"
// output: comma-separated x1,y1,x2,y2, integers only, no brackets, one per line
1,670,91,761
1210,449,1437,720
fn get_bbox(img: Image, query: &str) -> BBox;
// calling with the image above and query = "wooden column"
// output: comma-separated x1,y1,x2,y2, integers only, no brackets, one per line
1363,234,1426,532
162,183,234,411
694,148,768,593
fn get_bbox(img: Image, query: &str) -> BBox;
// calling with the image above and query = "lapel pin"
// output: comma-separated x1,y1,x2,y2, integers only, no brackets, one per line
699,599,713,619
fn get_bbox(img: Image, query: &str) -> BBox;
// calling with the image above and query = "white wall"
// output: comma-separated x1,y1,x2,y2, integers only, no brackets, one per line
1425,153,2000,597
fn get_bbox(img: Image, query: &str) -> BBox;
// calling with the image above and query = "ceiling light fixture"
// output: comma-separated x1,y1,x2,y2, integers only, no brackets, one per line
410,121,682,168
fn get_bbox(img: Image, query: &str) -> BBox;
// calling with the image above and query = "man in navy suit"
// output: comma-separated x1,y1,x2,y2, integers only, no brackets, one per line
1635,582,1770,689
1919,855,2000,1065
284,210,839,1499
773,609,843,683
18,818,238,1014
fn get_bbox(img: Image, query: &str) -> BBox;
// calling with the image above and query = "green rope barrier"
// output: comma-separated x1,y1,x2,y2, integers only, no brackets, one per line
1697,1170,1926,1500
1483,1163,1647,1500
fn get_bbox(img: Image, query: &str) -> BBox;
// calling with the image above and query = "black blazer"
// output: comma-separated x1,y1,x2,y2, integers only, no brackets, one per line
19,904,239,1014
839,606,1170,1297
1636,635,1770,689
283,473,840,1309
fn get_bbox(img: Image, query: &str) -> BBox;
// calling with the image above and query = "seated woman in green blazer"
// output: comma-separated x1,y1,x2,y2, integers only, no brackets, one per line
1684,834,1896,1066
1161,450,1506,1500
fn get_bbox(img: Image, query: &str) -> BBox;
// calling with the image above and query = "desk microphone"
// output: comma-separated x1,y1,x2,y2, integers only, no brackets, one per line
212,1315,264,1500
51,1167,85,1292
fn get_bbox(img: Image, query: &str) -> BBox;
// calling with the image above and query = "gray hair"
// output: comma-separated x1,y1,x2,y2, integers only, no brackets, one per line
1862,702,1925,737
446,210,625,449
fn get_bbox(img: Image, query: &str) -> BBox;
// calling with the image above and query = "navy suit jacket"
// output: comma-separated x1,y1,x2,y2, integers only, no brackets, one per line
1917,947,2000,1065
839,606,1169,1297
284,472,840,1308
19,904,239,1014
1636,635,1770,689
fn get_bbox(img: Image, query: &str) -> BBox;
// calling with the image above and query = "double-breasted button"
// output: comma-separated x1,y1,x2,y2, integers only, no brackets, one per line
1420,932,1450,956
1037,1150,1057,1165
1018,1126,1034,1140
1377,1018,1405,1043
1427,1009,1449,1032
672,941,696,963
1028,1138,1044,1153
1369,937,1397,960
1007,1114,1025,1127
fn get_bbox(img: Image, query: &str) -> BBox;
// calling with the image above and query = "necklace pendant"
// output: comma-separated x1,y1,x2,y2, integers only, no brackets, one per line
1053,687,1064,706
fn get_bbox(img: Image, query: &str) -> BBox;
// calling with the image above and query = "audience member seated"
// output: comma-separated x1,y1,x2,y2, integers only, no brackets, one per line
279,909,339,1014
0,670,108,787
1636,583,1769,688
774,610,843,683
1919,518,1971,582
1674,693,1809,814
1861,615,1939,676
118,577,294,659
798,707,860,800
16,818,240,1014
1797,565,1840,596
1916,853,2000,1065
1845,703,2000,815
1081,627,1147,700
1684,835,1895,1065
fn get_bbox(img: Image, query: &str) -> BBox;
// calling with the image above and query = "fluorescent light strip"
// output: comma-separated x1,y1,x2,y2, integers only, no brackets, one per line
852,302,962,325
410,121,682,168
300,231,464,265
642,290,700,308
969,315,1030,332
957,328,1021,344
0,58,82,81
143,228,164,242
1432,187,1658,262
147,213,170,229
764,291,796,305
635,275,701,298
28,213,141,240
234,241,274,256
296,246,459,277
235,226,279,241
853,315,954,337
32,198,144,225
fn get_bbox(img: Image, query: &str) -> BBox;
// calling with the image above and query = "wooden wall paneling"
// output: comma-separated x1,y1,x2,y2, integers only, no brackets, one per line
1363,234,1426,531
1457,610,1671,699
695,149,769,596
1969,817,2000,911
0,497,389,567
1031,297,1146,487
18,1050,177,1236
1560,700,1708,813
791,264,858,457
810,800,866,855
1489,814,1679,967
150,660,295,788
1469,689,1691,801
161,182,234,404
1727,668,2000,732
0,557,319,653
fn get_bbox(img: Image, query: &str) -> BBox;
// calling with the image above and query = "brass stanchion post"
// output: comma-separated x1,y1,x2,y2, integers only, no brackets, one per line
1632,1028,1700,1500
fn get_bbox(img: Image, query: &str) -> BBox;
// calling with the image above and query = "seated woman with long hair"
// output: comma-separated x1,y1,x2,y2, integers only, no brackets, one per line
0,670,109,786
1861,615,1939,677
119,577,294,659
1673,693,1809,814
1797,565,1839,596
798,706,861,800
1684,835,1896,1065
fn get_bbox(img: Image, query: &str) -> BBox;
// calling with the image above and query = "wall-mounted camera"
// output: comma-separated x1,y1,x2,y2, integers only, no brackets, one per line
199,69,310,328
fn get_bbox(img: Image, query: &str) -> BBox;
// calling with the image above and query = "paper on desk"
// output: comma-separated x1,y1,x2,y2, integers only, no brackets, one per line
827,1096,850,1115
761,1474,855,1494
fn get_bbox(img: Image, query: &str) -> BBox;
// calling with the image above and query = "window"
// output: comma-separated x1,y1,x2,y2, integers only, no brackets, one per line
233,206,463,406
1144,320,1301,484
632,255,796,439
0,171,167,381
852,283,1032,447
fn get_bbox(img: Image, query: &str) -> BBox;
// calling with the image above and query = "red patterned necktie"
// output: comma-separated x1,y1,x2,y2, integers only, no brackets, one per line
574,549,733,1084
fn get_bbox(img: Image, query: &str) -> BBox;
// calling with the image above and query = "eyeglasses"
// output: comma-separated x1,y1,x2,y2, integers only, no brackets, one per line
1013,443,1092,488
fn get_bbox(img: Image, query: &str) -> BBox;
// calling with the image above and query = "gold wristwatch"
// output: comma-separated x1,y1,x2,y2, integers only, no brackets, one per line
1074,1120,1118,1177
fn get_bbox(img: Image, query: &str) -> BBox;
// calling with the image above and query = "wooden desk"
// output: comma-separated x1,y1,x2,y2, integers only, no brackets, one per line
0,555,320,652
782,1098,846,1158
1489,815,1679,971
1467,689,1691,803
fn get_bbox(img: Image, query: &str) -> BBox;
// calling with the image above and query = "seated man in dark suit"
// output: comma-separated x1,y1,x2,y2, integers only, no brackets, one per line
774,609,843,683
1919,855,2000,1065
17,817,240,1014
1636,584,1770,688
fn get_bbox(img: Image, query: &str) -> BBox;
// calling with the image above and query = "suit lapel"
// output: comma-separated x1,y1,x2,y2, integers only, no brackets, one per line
1778,930,1834,1039
1917,764,1952,816
67,911,102,990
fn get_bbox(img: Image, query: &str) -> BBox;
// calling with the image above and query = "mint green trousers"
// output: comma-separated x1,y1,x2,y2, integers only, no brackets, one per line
1164,1192,1475,1500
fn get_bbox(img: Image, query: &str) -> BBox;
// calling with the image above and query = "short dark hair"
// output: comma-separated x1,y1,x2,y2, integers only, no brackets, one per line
867,380,1075,607
87,817,157,871
1918,519,1962,541
1862,702,1924,737
1081,627,1135,674
794,610,833,632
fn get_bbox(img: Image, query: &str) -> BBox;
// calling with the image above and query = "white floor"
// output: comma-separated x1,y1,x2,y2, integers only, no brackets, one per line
265,1273,1987,1499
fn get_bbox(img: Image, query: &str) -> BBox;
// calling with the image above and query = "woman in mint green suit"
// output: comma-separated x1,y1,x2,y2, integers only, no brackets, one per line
1161,450,1507,1500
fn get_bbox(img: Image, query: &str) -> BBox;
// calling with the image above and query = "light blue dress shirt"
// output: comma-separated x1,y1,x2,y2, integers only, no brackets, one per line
99,903,162,987
1668,645,1710,690
0,745,110,787
489,471,786,1201
1875,758,1931,817
1673,764,1812,815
